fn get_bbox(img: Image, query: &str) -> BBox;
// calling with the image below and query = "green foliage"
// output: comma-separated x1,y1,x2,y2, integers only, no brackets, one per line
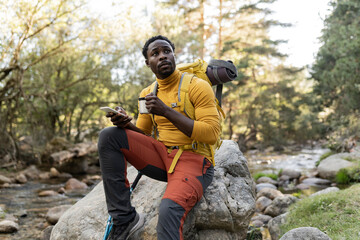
336,169,351,184
315,151,336,167
0,0,333,163
253,172,278,181
320,151,335,161
280,184,360,239
336,164,360,184
0,0,154,161
311,0,360,143
291,191,302,198
246,225,262,240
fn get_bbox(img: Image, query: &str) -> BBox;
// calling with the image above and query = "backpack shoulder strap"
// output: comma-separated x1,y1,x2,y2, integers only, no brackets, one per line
177,73,195,120
150,81,159,139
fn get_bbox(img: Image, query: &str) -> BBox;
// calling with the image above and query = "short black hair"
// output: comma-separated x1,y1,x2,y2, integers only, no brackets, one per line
142,35,175,59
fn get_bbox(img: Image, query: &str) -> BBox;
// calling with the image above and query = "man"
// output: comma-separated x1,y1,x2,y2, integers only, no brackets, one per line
98,35,221,240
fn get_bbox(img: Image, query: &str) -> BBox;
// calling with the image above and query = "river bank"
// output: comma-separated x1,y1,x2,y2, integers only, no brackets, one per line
0,144,333,239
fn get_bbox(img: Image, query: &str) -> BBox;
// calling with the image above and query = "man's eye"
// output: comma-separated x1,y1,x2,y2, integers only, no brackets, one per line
164,50,170,54
152,52,158,56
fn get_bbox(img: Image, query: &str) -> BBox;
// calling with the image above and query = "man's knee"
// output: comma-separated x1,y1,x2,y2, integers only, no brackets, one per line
98,127,128,150
157,198,185,240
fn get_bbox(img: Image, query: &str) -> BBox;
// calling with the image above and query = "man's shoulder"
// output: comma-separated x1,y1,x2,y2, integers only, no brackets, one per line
139,81,157,97
186,74,215,102
188,74,213,92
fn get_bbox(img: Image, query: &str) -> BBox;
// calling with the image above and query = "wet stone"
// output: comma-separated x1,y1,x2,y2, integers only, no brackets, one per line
64,178,87,191
256,183,277,192
256,188,284,200
0,220,19,233
39,190,58,197
256,196,272,212
302,177,332,186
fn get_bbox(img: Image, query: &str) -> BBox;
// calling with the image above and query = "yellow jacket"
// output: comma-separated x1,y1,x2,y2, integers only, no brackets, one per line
136,69,221,160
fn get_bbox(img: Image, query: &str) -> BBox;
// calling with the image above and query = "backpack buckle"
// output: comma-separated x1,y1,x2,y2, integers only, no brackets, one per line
171,103,177,108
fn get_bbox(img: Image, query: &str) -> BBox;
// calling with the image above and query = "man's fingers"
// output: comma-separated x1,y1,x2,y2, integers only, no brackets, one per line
112,117,132,126
106,112,115,118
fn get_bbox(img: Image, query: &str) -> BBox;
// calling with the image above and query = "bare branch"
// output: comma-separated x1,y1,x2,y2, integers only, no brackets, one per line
0,65,20,82
56,66,100,92
24,36,78,70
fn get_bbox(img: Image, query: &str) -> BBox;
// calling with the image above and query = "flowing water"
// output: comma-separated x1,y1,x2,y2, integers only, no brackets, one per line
0,146,329,240
246,146,329,175
0,177,96,240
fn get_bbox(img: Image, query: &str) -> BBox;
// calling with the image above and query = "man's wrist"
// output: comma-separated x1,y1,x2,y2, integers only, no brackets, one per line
162,106,173,118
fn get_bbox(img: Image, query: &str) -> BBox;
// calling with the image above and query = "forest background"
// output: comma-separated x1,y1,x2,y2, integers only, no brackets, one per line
0,0,359,165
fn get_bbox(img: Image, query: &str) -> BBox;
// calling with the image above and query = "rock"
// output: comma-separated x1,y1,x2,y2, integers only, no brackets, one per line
39,190,59,197
58,157,88,174
256,183,277,192
295,183,310,190
251,214,272,226
57,187,66,194
0,175,12,184
256,196,272,212
256,188,284,200
64,178,88,190
317,152,357,179
264,195,298,217
268,213,287,240
310,187,340,197
46,205,72,225
280,227,331,240
15,173,27,184
58,172,72,179
256,176,278,186
0,220,19,233
280,169,301,179
252,220,263,228
50,140,256,240
50,168,60,178
302,177,332,186
41,226,54,240
279,175,290,182
39,172,51,180
22,165,41,180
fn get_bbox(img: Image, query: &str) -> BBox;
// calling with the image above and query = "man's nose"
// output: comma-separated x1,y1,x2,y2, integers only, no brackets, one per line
159,51,167,60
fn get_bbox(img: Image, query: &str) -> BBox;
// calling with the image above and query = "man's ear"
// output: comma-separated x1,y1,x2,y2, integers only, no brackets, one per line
145,59,149,67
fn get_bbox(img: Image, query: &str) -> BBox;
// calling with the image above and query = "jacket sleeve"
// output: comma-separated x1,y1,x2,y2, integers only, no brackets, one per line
188,78,221,145
135,87,153,136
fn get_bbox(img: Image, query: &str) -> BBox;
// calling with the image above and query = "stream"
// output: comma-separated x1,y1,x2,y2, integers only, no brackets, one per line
246,146,328,175
0,146,329,240
0,177,98,240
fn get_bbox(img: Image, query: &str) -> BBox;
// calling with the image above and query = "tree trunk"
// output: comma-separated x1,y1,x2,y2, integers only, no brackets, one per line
199,0,205,59
217,0,223,59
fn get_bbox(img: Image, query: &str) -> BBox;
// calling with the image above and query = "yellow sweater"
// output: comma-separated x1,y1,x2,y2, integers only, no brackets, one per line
136,69,221,158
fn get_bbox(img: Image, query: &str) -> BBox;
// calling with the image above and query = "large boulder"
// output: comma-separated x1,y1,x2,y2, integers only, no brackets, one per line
317,152,358,179
50,140,256,240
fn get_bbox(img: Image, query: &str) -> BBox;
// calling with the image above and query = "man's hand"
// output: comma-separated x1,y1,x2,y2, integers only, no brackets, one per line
145,92,171,116
145,93,194,137
107,107,133,128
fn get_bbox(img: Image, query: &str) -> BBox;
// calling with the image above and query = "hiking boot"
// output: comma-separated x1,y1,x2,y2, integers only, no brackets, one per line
108,213,145,240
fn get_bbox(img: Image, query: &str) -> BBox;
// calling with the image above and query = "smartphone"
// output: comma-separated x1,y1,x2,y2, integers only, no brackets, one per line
100,107,125,116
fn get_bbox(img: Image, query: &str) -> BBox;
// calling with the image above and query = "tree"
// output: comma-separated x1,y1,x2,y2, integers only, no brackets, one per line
311,0,360,146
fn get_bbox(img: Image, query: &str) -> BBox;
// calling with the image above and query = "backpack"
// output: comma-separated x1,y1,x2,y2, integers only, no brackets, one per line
150,58,238,173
